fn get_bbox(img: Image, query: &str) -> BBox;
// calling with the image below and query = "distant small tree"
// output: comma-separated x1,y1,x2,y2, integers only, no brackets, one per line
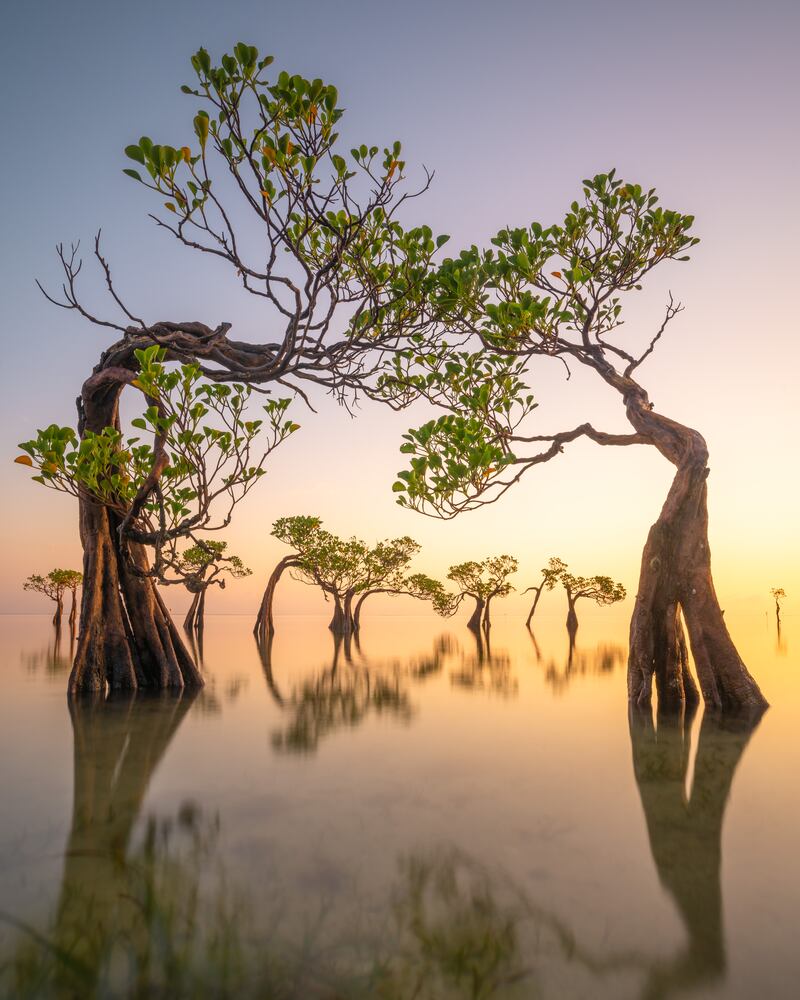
556,562,626,634
259,518,452,636
447,556,517,630
178,541,251,632
23,570,82,628
770,588,786,626
523,557,566,627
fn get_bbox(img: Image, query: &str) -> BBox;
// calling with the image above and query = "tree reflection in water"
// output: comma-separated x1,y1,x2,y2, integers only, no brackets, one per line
450,629,517,698
259,631,458,754
20,629,75,676
538,634,626,694
629,705,762,1000
1,637,764,999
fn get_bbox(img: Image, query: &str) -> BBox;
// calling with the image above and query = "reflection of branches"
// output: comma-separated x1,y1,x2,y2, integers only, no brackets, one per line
450,629,517,698
269,634,413,754
629,706,761,1000
542,641,626,695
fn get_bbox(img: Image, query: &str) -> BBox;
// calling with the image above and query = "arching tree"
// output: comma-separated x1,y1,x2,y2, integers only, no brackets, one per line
18,41,447,694
23,569,82,629
770,587,785,627
178,540,251,632
554,562,626,634
353,571,456,631
447,555,517,631
254,515,323,642
383,171,767,714
523,556,566,627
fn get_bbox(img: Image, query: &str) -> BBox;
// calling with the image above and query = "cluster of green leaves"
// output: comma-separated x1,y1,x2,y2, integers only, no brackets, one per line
431,170,699,347
122,42,448,349
383,172,699,519
17,345,298,542
554,559,626,606
380,350,535,513
23,569,83,601
178,540,251,582
447,556,518,600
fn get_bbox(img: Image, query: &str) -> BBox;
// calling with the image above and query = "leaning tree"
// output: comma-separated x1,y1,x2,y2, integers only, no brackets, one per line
23,569,82,629
381,171,767,714
446,555,517,631
178,540,251,632
17,42,447,693
523,556,566,628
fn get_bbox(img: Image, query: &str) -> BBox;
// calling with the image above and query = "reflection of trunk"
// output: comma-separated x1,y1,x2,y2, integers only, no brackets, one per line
629,706,760,999
53,690,196,992
70,376,201,694
253,555,300,642
255,633,284,706
620,387,767,713
466,596,484,631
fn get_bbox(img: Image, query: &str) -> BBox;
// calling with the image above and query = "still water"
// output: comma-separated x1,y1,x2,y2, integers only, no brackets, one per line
0,611,797,998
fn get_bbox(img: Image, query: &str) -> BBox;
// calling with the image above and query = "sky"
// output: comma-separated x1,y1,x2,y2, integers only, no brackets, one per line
0,0,798,619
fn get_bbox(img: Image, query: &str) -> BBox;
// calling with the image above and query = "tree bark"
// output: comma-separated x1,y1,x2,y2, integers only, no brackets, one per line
353,589,382,631
68,588,77,631
328,590,346,632
69,372,202,695
611,378,768,714
466,595,484,631
53,595,64,628
253,554,301,642
483,595,493,631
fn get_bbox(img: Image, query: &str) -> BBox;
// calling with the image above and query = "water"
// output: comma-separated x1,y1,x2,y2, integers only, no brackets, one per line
0,611,797,998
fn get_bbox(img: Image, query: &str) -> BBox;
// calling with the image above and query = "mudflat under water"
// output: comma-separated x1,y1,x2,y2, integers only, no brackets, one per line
0,610,797,999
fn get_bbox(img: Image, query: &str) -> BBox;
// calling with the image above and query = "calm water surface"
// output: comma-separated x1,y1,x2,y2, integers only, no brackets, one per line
0,611,797,998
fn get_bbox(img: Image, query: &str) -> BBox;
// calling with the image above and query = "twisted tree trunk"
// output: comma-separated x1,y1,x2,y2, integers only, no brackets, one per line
254,554,301,642
565,593,578,633
69,369,202,695
618,382,767,714
466,595,484,631
525,585,544,628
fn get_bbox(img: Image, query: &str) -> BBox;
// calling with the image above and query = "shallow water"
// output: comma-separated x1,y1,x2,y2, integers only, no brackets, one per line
0,610,797,998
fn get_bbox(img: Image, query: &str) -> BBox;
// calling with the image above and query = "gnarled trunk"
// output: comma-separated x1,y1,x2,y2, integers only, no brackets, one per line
69,374,202,695
483,595,494,631
329,590,355,635
253,554,300,642
619,386,767,714
466,595,484,631
565,594,578,634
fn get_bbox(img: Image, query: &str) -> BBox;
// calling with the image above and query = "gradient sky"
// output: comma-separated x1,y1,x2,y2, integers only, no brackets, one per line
1,0,798,618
